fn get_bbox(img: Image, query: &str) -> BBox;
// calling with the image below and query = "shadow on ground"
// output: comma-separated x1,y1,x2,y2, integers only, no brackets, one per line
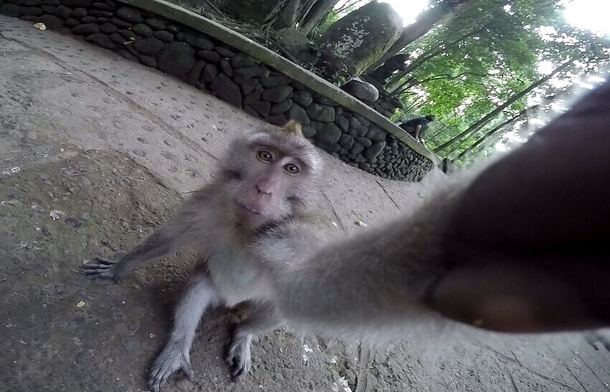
1,15,609,392
0,150,355,392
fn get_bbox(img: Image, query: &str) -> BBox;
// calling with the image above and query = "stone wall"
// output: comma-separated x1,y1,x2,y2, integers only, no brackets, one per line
371,94,403,119
0,0,435,181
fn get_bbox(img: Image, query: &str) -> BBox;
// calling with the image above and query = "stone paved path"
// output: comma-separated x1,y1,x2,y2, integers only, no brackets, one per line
1,15,608,392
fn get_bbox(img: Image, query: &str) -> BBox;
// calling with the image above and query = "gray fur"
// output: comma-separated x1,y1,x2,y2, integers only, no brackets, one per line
270,170,476,344
83,122,484,389
82,123,334,390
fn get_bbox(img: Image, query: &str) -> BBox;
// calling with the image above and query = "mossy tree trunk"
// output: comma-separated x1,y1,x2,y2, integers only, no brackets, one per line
434,60,574,154
365,0,476,74
299,0,340,34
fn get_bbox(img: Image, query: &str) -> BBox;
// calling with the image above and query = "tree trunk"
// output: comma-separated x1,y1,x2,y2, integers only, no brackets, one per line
427,122,456,144
296,0,319,26
335,0,370,15
453,88,570,161
385,25,488,91
274,0,301,30
433,60,574,154
300,0,340,34
392,76,417,95
364,0,475,74
452,109,528,161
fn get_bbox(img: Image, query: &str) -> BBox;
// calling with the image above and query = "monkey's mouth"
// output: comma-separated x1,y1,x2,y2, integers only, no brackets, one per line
235,201,262,216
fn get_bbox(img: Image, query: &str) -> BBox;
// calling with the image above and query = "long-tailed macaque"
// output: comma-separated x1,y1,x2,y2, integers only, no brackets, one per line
84,80,610,390
273,80,610,338
83,121,335,391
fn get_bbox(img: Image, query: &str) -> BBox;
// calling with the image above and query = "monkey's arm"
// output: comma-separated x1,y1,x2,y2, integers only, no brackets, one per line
82,227,189,282
83,185,218,282
273,81,610,338
270,179,461,341
435,80,610,333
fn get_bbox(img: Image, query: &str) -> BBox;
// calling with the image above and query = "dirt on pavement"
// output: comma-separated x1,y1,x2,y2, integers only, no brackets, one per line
2,14,610,392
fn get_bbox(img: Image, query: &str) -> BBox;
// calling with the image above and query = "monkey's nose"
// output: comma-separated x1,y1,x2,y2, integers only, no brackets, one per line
256,185,272,195
255,176,277,194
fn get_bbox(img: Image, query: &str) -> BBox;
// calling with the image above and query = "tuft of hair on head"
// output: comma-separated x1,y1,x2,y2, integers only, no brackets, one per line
281,120,303,137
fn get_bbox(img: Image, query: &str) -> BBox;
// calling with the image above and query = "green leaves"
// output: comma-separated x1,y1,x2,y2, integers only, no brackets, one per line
389,0,609,165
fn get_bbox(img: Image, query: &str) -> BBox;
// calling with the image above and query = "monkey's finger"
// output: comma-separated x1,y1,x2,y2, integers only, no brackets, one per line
81,265,115,279
224,350,235,367
81,259,115,273
81,264,112,272
149,367,164,385
231,364,241,378
148,374,165,392
182,363,195,381
149,363,177,392
148,381,161,392
230,356,247,380
93,257,117,265
231,368,244,380
225,355,234,367
231,365,248,382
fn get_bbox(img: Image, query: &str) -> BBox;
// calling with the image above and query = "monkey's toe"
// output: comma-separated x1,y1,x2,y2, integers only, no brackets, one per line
228,355,251,382
149,347,193,391
225,343,252,382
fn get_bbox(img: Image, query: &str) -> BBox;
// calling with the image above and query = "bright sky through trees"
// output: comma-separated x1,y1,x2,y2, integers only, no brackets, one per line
380,0,428,26
375,0,609,162
563,0,610,35
382,0,610,35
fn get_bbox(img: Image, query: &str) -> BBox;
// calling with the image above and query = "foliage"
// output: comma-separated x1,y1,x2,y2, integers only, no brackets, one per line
335,0,372,16
389,0,610,165
166,0,609,166
320,0,374,37
315,9,340,36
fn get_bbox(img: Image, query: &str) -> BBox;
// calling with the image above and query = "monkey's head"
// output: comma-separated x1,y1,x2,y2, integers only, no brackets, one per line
220,121,324,230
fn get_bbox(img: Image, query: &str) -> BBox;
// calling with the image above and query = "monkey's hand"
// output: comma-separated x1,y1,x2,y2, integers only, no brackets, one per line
149,343,194,392
81,258,123,283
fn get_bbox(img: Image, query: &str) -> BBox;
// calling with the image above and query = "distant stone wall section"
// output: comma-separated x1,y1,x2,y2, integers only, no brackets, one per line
371,91,404,119
0,0,436,181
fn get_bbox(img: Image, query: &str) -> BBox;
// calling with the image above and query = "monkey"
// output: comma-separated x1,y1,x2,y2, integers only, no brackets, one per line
83,80,610,389
82,120,336,391
368,53,409,84
269,79,610,340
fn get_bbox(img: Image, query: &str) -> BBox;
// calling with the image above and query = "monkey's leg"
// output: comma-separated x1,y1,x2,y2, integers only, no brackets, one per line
149,267,220,392
82,226,186,282
225,300,281,382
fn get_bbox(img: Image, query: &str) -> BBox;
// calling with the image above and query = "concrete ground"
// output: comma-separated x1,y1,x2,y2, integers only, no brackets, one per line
0,15,609,392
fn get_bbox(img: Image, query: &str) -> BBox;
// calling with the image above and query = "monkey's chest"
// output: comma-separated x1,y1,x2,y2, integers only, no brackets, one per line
207,247,266,305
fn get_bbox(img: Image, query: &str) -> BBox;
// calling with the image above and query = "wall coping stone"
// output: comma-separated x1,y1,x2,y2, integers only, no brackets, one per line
117,0,438,164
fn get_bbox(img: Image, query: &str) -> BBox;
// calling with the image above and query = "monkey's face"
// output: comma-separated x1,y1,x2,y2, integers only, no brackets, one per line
221,129,323,231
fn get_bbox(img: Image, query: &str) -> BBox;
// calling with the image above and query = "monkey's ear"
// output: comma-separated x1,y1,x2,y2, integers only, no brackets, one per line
282,120,303,137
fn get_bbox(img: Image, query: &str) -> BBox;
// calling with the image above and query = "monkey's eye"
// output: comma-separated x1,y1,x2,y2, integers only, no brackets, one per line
257,150,273,163
283,163,300,175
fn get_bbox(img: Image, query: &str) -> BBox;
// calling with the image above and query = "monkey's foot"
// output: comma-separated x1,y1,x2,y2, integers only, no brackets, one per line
225,333,252,382
149,344,194,392
81,258,121,282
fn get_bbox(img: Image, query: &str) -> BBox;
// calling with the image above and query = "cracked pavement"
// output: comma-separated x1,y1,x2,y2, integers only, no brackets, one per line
0,15,609,392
